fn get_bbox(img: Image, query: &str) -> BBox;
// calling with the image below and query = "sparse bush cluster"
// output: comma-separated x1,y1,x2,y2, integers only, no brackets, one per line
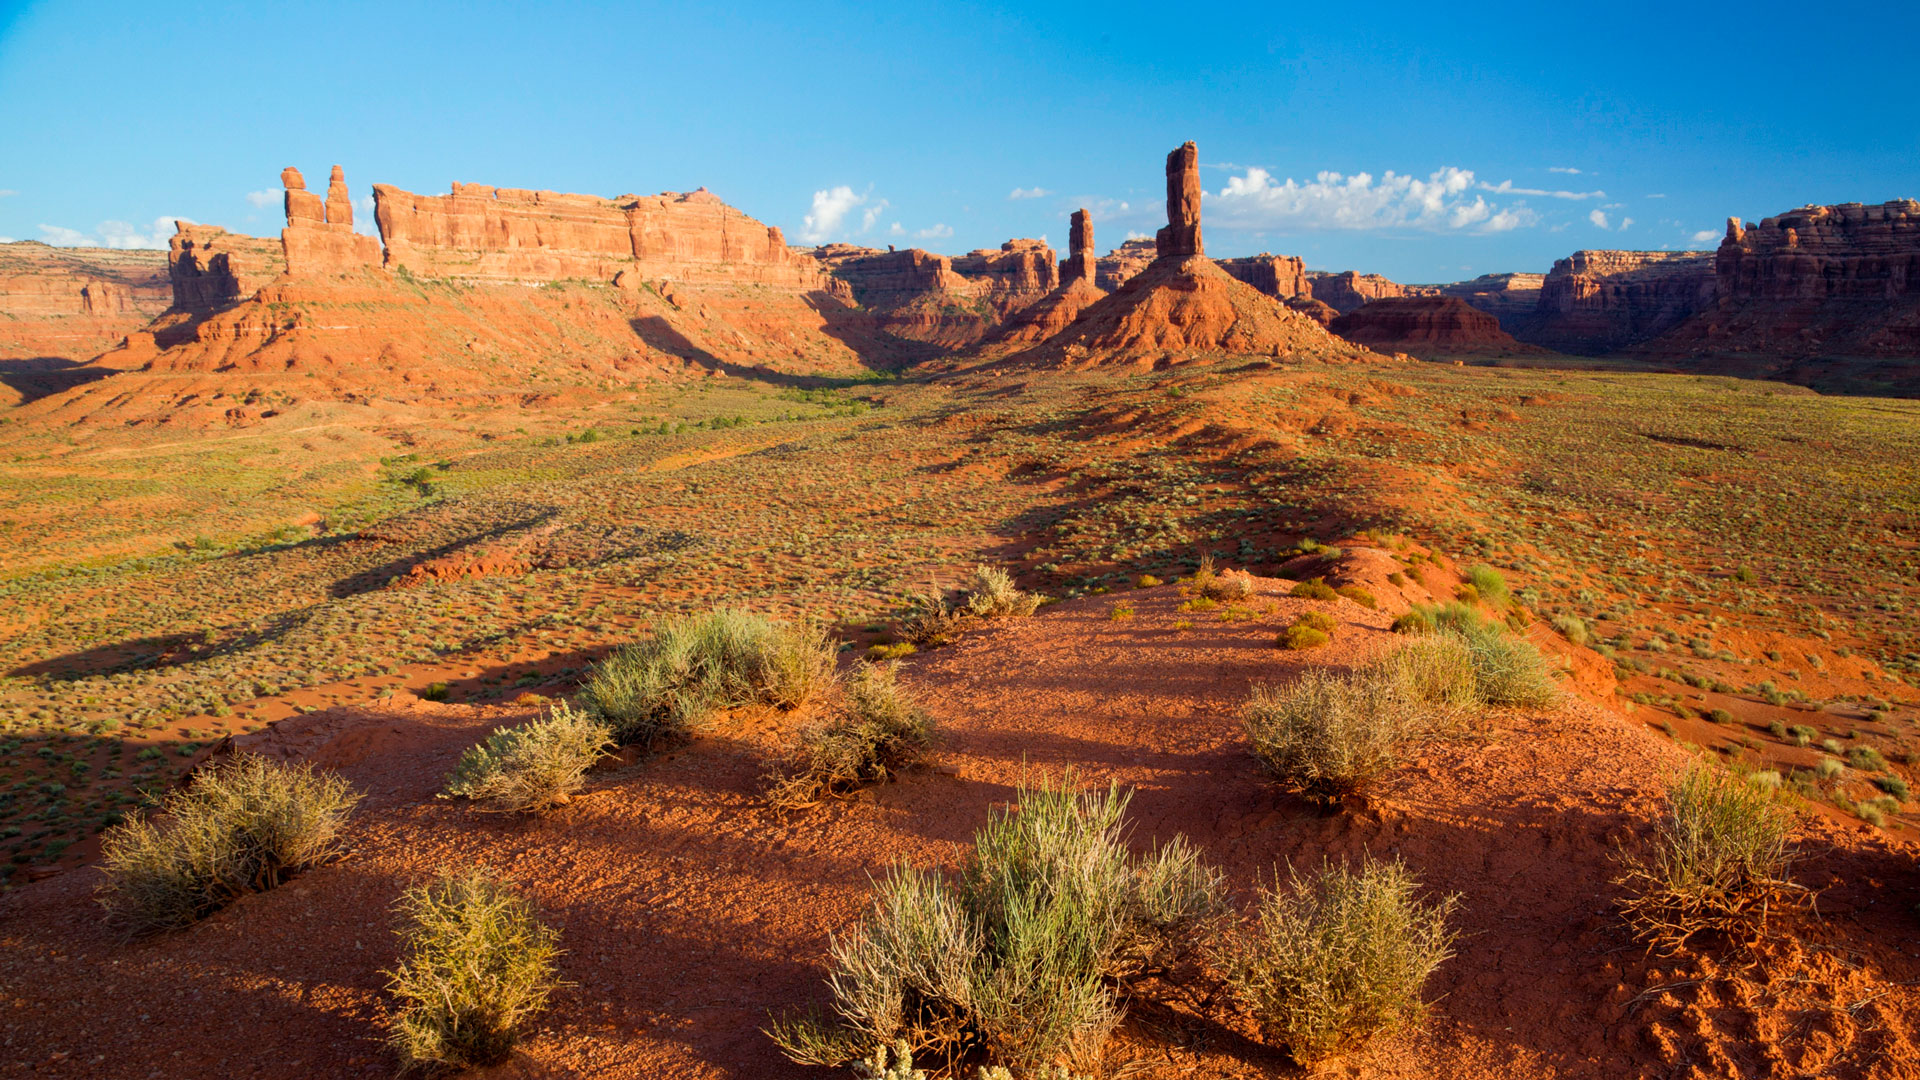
771,778,1228,1072
767,662,936,810
97,754,360,937
579,609,836,747
1189,556,1255,602
1392,602,1558,708
901,565,1045,646
442,701,612,812
774,779,1458,1074
1278,610,1336,650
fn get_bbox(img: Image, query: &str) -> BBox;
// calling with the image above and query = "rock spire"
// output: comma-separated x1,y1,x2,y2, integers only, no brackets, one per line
1155,141,1202,258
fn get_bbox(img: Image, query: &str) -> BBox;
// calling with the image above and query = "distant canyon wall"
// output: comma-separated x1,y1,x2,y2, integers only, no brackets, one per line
1522,251,1717,355
0,242,172,366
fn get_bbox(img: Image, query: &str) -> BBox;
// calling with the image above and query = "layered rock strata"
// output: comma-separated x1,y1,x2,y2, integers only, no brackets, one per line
0,242,171,367
1155,141,1203,258
1526,250,1714,354
281,165,381,277
1306,271,1434,315
1095,238,1156,291
1062,209,1095,285
168,225,287,312
1218,254,1310,301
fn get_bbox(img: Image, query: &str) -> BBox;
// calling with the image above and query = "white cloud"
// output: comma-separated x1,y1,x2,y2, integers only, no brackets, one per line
1210,166,1538,233
1548,166,1582,175
1647,193,1667,199
888,222,905,237
1125,230,1149,240
1008,187,1052,200
246,190,278,208
913,224,953,240
1690,229,1720,245
1589,209,1610,229
0,235,13,243
1618,217,1634,231
1477,180,1605,200
36,216,189,249
37,224,89,245
860,198,890,232
799,185,871,244
0,189,18,198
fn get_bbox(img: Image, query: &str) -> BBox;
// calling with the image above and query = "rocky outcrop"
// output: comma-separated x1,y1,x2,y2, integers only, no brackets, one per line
951,239,1059,315
281,165,382,278
1095,238,1156,291
1641,200,1920,363
1063,209,1094,285
1329,296,1534,355
1011,142,1380,369
374,182,832,290
1439,273,1544,324
168,225,287,312
0,242,171,366
1285,296,1339,327
1156,141,1203,258
1306,271,1434,315
1218,254,1310,301
1524,250,1714,354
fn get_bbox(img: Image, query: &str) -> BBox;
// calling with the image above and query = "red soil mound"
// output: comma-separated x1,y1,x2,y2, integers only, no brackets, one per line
1330,295,1543,356
1011,255,1383,368
4,580,1912,1078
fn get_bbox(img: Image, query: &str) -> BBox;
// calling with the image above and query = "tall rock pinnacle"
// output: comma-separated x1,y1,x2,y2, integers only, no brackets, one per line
1064,208,1094,284
325,165,353,229
1155,140,1202,258
281,166,325,226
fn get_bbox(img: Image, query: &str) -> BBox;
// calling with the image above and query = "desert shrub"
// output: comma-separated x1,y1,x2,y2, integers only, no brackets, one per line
900,586,967,647
97,754,360,937
769,778,1224,1073
1289,578,1339,602
1242,669,1429,801
1295,610,1337,633
1453,583,1481,605
1335,585,1377,609
1616,763,1800,949
579,609,835,746
1848,746,1889,773
1278,625,1330,651
442,702,612,813
1873,774,1910,802
1788,724,1816,747
1136,574,1164,588
960,565,1043,618
1390,609,1433,635
1551,614,1589,646
870,642,917,661
1767,719,1788,738
1108,603,1135,622
1217,857,1458,1065
1192,557,1255,602
1815,757,1845,781
1707,709,1735,726
1465,565,1511,608
766,662,936,810
386,868,561,1073
1448,620,1557,708
1372,633,1479,714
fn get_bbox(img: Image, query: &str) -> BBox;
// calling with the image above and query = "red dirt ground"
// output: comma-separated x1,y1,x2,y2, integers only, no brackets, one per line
2,580,1916,1078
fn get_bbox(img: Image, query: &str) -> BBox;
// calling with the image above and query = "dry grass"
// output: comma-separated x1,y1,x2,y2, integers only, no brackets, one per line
1218,857,1459,1065
96,753,359,938
386,867,563,1073
441,702,612,813
1241,669,1429,801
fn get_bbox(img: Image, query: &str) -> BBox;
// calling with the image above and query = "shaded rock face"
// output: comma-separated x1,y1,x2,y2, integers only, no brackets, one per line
168,225,287,312
951,238,1060,314
373,182,830,290
1717,200,1920,301
1524,250,1715,355
1328,296,1528,354
1062,209,1095,285
1155,141,1203,258
1218,254,1310,301
1641,200,1920,362
1095,238,1157,292
1306,271,1432,315
0,242,171,366
1439,273,1544,324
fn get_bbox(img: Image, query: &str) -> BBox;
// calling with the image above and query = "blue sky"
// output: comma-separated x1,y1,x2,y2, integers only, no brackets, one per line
2,0,1915,282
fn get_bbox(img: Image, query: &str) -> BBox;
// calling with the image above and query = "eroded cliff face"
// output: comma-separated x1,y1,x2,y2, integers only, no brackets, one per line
1095,239,1157,292
1439,273,1544,324
1524,250,1716,355
167,226,288,314
809,240,1058,349
374,182,831,290
281,166,382,277
1328,296,1533,355
1217,254,1310,301
1306,271,1434,315
0,242,171,377
951,239,1059,315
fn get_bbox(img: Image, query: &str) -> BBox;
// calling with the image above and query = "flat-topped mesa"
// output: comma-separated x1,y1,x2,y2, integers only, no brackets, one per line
1714,199,1920,301
1062,209,1095,285
1527,250,1716,354
1305,271,1434,315
371,182,831,291
1155,141,1203,258
951,238,1059,315
1329,296,1533,355
281,164,382,277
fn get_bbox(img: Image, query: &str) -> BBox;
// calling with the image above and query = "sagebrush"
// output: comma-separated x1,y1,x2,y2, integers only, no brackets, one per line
767,661,936,810
97,753,359,937
442,701,612,812
1218,857,1458,1064
769,777,1224,1073
386,867,563,1073
579,608,835,746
